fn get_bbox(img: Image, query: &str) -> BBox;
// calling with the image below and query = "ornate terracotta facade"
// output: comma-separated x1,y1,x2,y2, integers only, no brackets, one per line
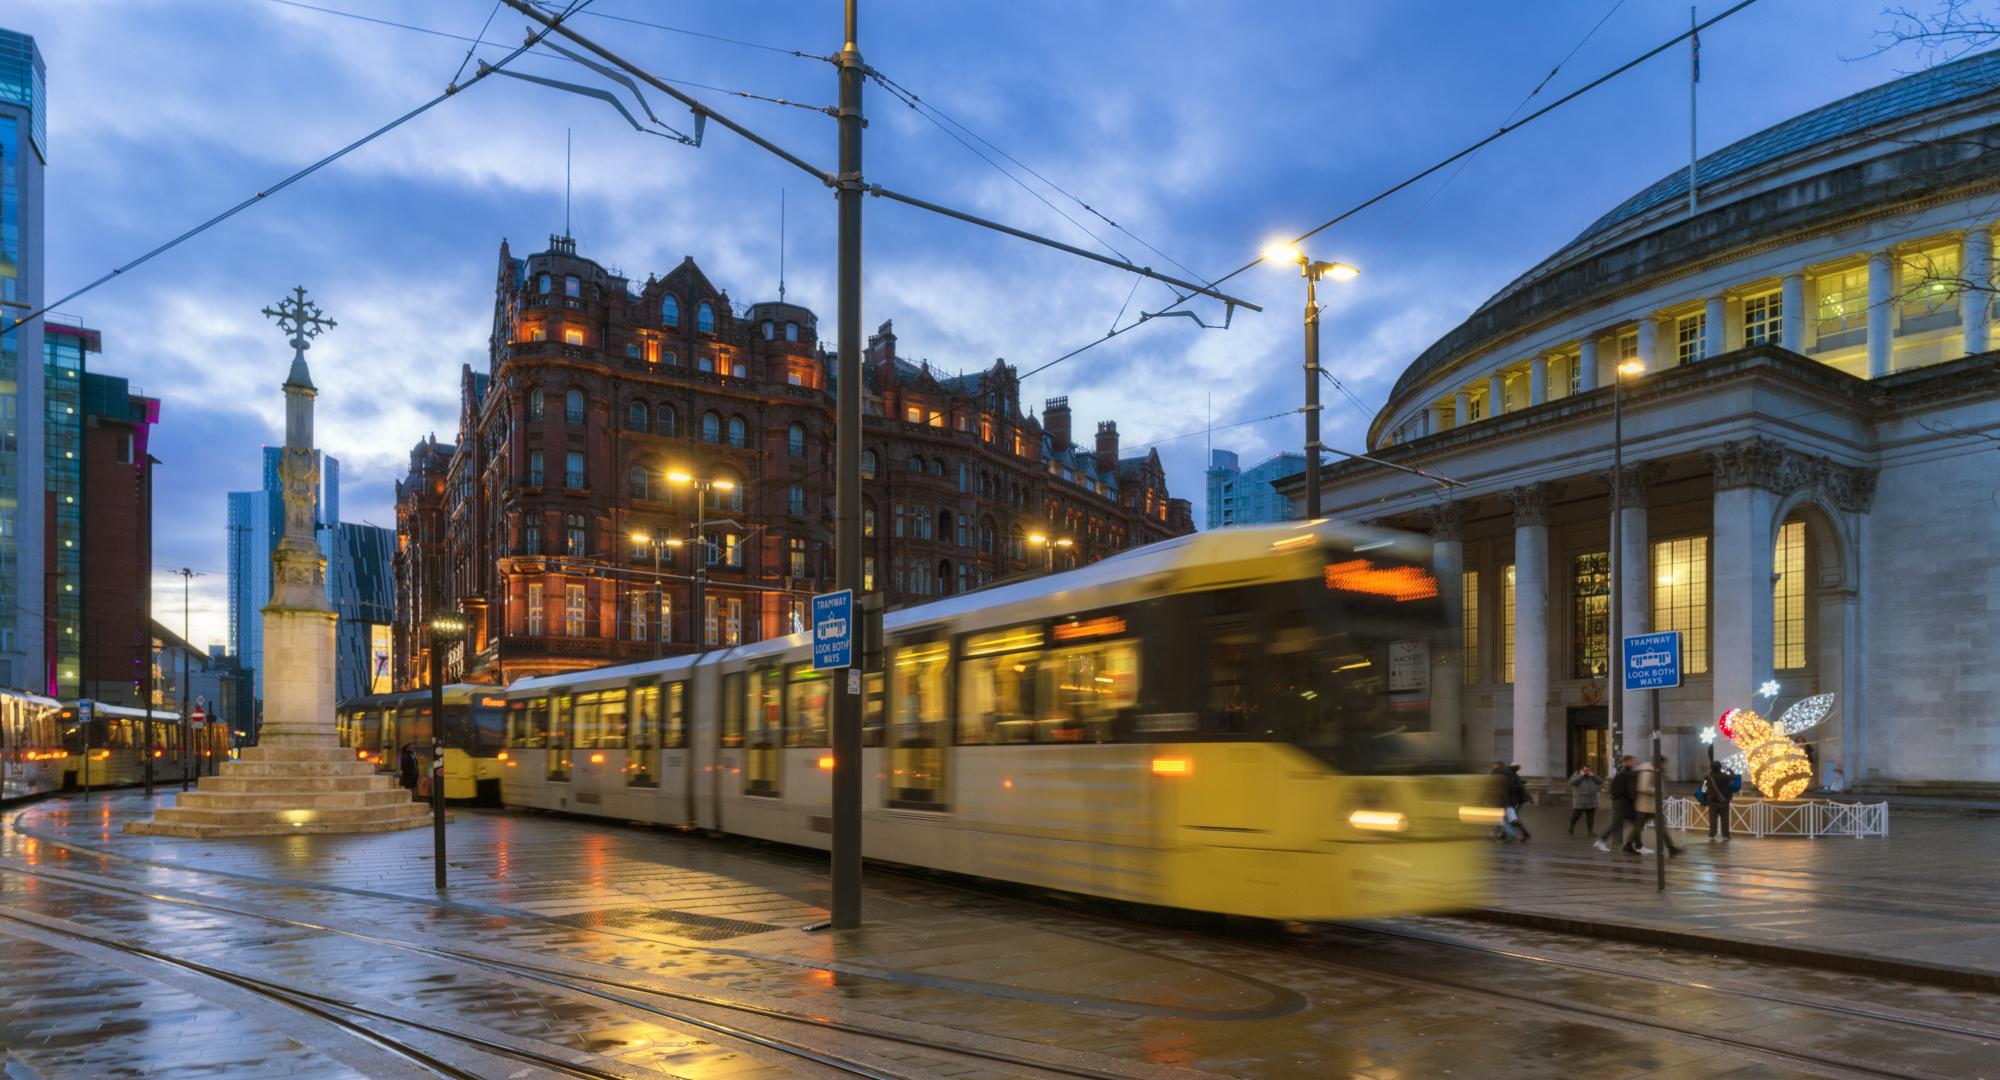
391,235,1192,688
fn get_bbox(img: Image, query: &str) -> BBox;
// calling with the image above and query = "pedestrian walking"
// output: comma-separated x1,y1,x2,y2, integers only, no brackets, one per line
1594,756,1637,852
398,742,420,796
1487,762,1526,842
1504,763,1533,842
1705,757,1737,841
1628,760,1684,857
1567,766,1600,835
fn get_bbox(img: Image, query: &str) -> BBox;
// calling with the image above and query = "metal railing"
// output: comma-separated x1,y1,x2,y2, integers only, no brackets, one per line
1665,795,1888,838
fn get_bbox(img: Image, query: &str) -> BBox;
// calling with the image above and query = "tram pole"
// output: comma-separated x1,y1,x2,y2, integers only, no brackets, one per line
828,0,865,931
428,614,465,892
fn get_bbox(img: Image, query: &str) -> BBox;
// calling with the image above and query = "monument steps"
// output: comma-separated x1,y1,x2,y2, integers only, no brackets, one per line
173,786,418,811
199,773,394,794
207,760,388,779
141,801,431,828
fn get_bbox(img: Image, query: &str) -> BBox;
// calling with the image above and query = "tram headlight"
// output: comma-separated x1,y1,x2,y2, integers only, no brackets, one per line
1348,809,1408,832
1150,758,1190,777
1457,806,1505,826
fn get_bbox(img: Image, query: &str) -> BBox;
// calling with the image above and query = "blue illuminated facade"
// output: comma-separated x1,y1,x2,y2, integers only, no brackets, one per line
1205,449,1306,529
0,28,45,691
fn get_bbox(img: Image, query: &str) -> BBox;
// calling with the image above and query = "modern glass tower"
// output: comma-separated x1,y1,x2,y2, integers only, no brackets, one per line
226,446,348,703
0,28,45,690
1205,449,1307,529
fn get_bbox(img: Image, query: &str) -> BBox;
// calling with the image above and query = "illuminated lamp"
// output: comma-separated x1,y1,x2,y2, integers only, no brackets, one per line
1348,810,1408,832
818,755,835,771
1458,806,1505,826
589,752,606,765
1150,758,1190,776
496,751,508,761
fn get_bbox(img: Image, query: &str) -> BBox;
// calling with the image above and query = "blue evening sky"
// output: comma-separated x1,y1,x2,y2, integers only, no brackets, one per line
8,0,1930,647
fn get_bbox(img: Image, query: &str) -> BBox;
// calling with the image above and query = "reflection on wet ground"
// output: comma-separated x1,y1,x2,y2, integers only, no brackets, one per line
2,792,1995,1078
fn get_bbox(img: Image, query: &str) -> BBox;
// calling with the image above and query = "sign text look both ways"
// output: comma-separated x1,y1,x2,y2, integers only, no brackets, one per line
812,590,854,672
1622,630,1682,690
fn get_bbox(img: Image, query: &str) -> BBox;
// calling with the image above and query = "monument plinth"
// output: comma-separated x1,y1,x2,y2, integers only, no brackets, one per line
129,288,428,837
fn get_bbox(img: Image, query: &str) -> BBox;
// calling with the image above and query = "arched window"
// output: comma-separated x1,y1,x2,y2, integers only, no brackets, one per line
626,401,649,432
564,512,588,555
696,301,715,333
537,273,551,294
786,423,805,458
628,464,650,501
762,321,775,340
662,294,680,326
861,450,877,478
916,510,931,541
656,404,677,436
908,456,924,473
979,517,996,555
564,389,585,425
785,322,799,342
929,458,944,476
564,275,580,298
727,416,747,448
529,388,545,421
701,412,720,442
707,471,744,511
863,503,877,538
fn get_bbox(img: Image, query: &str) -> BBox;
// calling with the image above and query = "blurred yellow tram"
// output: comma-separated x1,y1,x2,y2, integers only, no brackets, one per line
500,520,1495,920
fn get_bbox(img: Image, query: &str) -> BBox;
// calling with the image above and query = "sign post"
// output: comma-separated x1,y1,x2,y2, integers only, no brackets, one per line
78,700,94,800
812,590,855,672
811,587,857,929
1623,631,1681,892
190,708,208,775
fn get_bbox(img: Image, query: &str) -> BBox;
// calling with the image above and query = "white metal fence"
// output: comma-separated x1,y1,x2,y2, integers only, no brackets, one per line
1664,796,1889,838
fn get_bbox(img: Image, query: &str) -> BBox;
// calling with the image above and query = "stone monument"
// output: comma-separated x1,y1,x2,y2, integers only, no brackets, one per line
129,288,429,836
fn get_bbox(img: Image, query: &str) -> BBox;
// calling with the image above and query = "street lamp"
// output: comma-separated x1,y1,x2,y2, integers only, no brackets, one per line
666,472,735,647
1607,356,1646,777
1024,533,1073,573
1263,241,1359,519
427,612,467,892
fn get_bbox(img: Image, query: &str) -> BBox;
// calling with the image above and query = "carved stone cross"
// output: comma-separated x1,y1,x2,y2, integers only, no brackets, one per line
261,285,337,353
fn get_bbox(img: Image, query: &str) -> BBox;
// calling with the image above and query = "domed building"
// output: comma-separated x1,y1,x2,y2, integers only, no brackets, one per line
1283,51,2000,794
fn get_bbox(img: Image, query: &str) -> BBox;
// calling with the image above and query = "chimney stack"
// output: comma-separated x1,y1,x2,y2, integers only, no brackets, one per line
1043,396,1072,449
1095,420,1119,475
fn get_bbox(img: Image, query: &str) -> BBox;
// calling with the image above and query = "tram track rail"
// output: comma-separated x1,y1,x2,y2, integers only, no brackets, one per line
0,858,1186,1080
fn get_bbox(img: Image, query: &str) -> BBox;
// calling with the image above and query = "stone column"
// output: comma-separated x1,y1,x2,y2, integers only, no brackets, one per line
1455,389,1470,428
1704,295,1727,359
1636,317,1659,372
1508,483,1554,781
1963,226,1991,356
1707,439,1783,732
1529,356,1548,405
1577,338,1600,392
1488,373,1506,417
1609,463,1654,754
1868,250,1894,378
1427,502,1466,756
1781,273,1806,351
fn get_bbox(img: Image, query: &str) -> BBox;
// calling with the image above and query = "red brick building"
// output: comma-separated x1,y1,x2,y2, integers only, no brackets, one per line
392,235,1192,688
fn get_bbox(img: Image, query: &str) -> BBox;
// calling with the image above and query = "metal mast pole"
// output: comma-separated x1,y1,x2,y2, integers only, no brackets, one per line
1303,268,1322,519
429,628,447,891
181,568,194,775
692,497,708,649
829,0,866,931
142,464,154,798
653,543,664,659
1610,375,1624,775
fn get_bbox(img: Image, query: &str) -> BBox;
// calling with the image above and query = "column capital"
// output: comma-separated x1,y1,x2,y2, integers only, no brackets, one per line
1424,500,1466,542
1705,436,1879,511
1598,461,1657,506
1507,481,1556,528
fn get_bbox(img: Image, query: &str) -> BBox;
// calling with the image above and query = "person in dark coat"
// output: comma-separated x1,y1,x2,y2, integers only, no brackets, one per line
1504,763,1533,842
1706,758,1736,842
398,743,420,795
1594,756,1638,852
1567,767,1601,835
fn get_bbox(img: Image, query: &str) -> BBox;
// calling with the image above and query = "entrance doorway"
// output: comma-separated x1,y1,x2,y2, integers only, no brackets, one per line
1567,706,1609,777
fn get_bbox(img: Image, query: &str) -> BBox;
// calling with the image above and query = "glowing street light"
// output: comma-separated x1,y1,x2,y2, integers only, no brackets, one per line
1263,237,1359,518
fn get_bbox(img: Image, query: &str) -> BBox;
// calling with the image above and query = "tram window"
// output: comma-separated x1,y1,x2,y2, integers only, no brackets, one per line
630,684,660,787
1037,638,1138,743
471,699,507,755
571,693,600,748
785,664,830,748
548,695,571,781
1205,620,1259,735
602,689,629,748
746,667,781,796
721,673,745,749
863,672,884,747
957,625,1043,744
889,640,950,807
663,681,687,748
509,699,548,747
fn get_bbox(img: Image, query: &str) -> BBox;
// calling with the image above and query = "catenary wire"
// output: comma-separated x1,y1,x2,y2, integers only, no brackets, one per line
1022,0,1762,384
6,1,593,335
557,4,831,62
450,0,507,87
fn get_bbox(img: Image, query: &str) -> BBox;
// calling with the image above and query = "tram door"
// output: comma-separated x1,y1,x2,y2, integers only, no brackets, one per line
1567,706,1609,776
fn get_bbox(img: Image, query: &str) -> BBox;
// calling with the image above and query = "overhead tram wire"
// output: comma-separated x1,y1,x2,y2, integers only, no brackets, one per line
1021,0,1762,384
261,0,831,113
6,0,592,334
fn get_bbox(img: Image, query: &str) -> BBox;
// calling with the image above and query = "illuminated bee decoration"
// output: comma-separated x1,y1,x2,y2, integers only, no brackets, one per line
1706,693,1836,800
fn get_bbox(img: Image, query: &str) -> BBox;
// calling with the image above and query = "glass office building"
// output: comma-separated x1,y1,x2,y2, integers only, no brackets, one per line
0,28,46,690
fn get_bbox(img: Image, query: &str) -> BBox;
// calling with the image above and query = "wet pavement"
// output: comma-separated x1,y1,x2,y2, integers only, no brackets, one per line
1481,804,2000,986
1,791,1996,1078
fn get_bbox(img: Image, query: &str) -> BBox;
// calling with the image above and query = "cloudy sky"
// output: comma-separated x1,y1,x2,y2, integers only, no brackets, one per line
8,0,1936,649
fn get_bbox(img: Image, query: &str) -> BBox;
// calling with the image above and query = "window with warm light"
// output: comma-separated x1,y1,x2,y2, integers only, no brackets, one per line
1901,243,1962,322
1816,265,1870,339
1652,535,1710,674
526,583,545,636
562,326,584,346
628,589,648,641
564,584,586,637
724,598,743,646
1462,570,1480,685
1502,564,1516,683
1571,552,1610,678
1773,521,1807,670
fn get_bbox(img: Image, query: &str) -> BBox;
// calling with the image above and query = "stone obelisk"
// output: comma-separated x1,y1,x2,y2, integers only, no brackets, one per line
129,288,428,836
